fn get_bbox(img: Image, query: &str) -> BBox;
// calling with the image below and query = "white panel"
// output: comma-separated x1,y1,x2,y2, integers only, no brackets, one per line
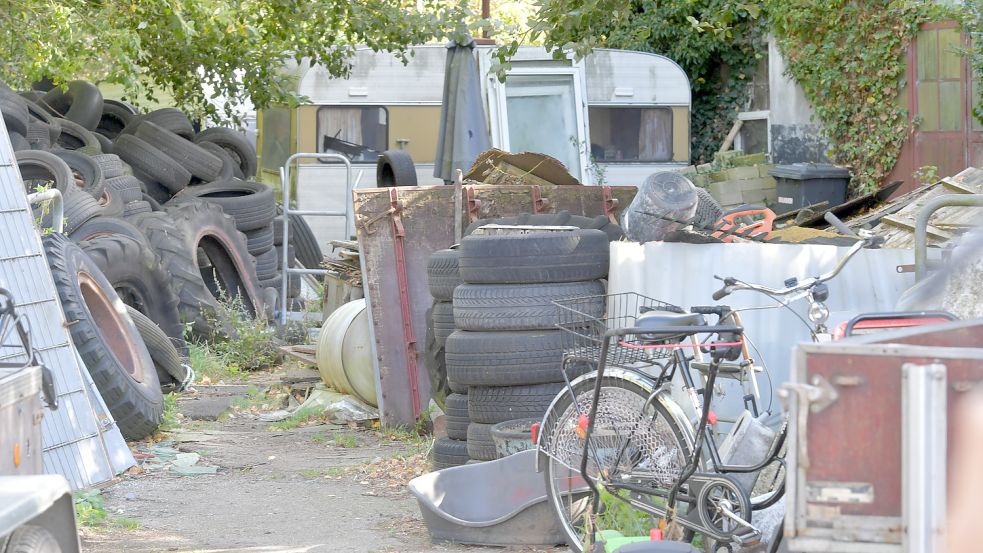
609,241,915,416
585,49,691,105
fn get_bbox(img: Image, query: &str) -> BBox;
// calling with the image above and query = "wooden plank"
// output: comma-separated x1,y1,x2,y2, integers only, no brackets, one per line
280,345,317,366
881,214,952,240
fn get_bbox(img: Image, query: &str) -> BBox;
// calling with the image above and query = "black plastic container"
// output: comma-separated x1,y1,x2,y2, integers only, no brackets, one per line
769,164,851,214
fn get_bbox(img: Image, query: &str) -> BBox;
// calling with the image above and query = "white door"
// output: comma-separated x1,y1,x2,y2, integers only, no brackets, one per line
488,69,591,182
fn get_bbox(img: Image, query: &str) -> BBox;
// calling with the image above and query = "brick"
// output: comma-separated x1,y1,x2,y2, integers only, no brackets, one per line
731,152,767,167
758,164,777,178
708,180,739,197
678,165,697,176
727,166,761,181
696,163,714,174
714,150,743,164
689,173,711,187
709,170,731,183
739,177,777,192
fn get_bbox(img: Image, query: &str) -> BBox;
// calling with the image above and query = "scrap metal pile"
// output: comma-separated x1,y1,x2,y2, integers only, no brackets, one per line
0,80,325,440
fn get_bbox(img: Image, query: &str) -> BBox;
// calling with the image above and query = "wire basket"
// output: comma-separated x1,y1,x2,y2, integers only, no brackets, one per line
554,292,685,368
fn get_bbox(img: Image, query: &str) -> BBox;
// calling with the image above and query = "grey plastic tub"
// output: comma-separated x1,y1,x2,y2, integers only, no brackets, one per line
407,449,566,546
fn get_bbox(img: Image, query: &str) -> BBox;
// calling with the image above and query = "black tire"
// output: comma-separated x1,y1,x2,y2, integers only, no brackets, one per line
104,175,144,204
128,211,226,339
135,121,223,182
253,246,279,281
377,149,417,187
453,280,605,331
44,233,163,440
445,393,469,418
4,524,62,553
40,80,103,130
114,134,192,193
446,330,568,387
171,178,275,231
26,116,51,150
197,140,243,180
427,249,461,301
445,392,469,431
79,235,186,352
104,98,139,116
141,179,174,205
23,102,62,144
96,181,126,218
288,212,323,274
97,101,133,139
692,187,724,230
165,199,264,328
542,372,691,552
245,224,275,255
94,131,114,154
0,92,29,136
15,149,74,196
468,382,564,424
258,274,283,291
142,193,164,212
10,131,30,151
51,148,104,198
61,191,103,234
143,108,194,140
432,301,454,348
69,215,146,243
466,422,496,461
195,127,257,178
90,153,125,179
433,437,469,469
126,306,188,391
458,229,609,284
55,117,101,151
424,305,449,409
448,378,467,394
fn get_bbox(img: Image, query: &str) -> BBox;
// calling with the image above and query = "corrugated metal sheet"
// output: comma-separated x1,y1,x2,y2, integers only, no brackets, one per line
609,241,915,416
0,128,133,488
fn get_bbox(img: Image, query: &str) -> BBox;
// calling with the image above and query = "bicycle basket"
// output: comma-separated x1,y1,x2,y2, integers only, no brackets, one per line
554,292,684,368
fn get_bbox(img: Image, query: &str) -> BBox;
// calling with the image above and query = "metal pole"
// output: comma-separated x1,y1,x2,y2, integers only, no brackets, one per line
277,153,353,326
26,189,64,234
914,194,983,280
481,0,490,38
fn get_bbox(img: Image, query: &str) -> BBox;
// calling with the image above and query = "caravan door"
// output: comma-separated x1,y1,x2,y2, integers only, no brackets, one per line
487,66,591,183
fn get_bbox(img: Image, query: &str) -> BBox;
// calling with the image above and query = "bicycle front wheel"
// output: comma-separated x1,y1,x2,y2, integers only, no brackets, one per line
541,370,693,552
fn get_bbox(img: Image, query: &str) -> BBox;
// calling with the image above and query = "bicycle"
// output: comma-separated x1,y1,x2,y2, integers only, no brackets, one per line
536,236,878,552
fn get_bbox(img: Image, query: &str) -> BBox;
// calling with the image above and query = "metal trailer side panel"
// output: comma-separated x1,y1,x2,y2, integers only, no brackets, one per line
788,324,983,552
353,184,636,425
0,125,134,489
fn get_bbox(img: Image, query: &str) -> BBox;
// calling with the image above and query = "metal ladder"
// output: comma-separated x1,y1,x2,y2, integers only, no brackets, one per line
277,153,353,326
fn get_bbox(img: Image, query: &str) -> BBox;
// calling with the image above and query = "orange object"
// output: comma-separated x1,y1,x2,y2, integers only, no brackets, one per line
530,422,539,444
650,528,663,541
574,414,589,440
708,411,718,425
712,207,776,242
13,443,20,467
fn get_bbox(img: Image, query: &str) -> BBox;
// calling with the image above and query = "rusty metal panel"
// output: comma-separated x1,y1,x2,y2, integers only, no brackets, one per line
788,320,983,551
353,184,635,425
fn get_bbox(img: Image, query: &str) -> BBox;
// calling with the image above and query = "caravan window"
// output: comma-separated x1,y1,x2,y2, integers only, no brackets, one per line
588,107,673,162
316,106,389,162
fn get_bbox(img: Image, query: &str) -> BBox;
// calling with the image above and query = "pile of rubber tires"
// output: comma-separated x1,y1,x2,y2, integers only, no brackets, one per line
0,79,321,441
428,212,622,470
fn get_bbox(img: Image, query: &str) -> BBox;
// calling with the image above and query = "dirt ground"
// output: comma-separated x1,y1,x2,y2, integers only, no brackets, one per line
81,370,564,553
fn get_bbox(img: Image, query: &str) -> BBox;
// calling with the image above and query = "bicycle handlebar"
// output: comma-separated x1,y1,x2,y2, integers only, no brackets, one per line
713,237,874,300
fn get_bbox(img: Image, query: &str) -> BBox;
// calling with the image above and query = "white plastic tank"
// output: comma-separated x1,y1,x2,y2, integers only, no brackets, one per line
315,299,377,406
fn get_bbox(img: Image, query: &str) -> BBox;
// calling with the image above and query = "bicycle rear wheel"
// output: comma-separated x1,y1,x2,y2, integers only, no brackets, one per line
541,370,693,552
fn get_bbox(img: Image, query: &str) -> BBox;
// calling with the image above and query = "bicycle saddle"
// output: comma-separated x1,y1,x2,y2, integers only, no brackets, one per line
635,310,706,342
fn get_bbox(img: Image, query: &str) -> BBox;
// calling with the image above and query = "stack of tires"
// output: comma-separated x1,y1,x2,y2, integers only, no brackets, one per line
0,79,323,441
448,229,610,462
427,249,469,470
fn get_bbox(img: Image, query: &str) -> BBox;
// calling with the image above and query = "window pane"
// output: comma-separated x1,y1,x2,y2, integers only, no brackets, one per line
261,107,290,172
939,80,962,131
738,119,768,155
316,106,388,163
505,74,581,175
917,81,940,132
588,107,673,162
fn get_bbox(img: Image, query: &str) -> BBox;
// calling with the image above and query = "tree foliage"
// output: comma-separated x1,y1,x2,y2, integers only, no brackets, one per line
767,0,946,193
0,0,470,123
496,0,768,162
